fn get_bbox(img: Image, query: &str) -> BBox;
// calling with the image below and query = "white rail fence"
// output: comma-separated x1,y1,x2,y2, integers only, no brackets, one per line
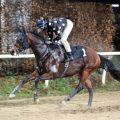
0,52,120,86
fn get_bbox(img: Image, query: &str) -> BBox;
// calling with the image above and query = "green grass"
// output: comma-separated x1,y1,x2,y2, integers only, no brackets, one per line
0,75,120,100
95,80,120,92
0,75,33,99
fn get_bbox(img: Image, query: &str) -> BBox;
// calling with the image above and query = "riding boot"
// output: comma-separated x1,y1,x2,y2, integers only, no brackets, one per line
66,52,74,62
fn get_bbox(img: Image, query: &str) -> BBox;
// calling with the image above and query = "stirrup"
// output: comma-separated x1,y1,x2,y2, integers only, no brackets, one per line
65,57,73,62
69,57,74,61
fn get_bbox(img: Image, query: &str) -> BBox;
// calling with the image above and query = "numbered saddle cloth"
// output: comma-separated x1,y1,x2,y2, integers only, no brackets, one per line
70,45,87,59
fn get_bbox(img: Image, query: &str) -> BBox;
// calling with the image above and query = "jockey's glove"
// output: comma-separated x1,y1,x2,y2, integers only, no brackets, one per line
53,35,61,41
45,37,52,44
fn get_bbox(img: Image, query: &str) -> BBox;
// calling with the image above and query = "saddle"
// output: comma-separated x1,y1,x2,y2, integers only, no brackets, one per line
46,43,87,77
48,43,87,61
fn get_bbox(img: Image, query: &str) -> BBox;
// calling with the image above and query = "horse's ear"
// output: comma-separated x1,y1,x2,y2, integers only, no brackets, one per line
17,26,22,32
17,26,26,34
22,26,26,34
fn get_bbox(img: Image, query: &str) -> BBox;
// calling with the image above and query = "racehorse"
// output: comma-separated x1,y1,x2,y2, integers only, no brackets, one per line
9,27,120,107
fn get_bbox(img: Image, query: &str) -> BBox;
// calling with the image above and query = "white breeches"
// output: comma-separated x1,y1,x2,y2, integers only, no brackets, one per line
60,19,73,52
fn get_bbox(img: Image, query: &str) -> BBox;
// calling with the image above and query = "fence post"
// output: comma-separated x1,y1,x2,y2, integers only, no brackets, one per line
45,80,49,87
101,56,112,85
102,70,107,85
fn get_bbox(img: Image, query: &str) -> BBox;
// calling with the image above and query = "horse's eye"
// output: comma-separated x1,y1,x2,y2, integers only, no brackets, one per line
15,43,20,48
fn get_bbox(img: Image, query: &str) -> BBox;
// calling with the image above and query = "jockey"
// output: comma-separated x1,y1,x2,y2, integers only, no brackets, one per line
36,17,74,61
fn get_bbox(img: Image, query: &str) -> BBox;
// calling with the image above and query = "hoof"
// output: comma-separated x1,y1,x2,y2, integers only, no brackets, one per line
9,94,16,98
33,97,40,103
64,96,70,101
36,98,40,103
87,104,92,107
62,100,67,106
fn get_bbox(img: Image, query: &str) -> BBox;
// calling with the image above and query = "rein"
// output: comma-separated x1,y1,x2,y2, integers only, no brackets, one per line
39,47,50,62
30,32,51,62
17,32,30,51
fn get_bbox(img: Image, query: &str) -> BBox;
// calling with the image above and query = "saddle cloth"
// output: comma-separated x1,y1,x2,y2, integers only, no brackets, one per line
70,45,87,59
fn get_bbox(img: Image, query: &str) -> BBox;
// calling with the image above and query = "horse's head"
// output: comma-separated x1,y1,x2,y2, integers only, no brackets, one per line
10,27,30,55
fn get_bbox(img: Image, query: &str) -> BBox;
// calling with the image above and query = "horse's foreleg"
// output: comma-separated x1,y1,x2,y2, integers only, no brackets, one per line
33,73,53,102
9,74,32,98
34,77,40,102
9,70,38,98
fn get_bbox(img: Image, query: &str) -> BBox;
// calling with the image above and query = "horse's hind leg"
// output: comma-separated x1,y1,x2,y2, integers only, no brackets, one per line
64,82,84,102
63,79,93,106
64,71,93,106
80,70,94,107
9,70,38,98
85,79,93,107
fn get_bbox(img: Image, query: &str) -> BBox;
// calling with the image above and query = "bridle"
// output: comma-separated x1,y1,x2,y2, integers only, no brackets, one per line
16,32,30,52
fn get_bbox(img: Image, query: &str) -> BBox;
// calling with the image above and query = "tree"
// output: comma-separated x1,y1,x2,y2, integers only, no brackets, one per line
32,1,115,51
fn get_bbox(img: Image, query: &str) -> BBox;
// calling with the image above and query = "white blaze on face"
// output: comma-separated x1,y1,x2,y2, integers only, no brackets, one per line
50,65,58,73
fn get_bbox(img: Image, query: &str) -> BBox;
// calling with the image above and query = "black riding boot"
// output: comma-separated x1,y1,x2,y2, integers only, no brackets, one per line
66,52,74,61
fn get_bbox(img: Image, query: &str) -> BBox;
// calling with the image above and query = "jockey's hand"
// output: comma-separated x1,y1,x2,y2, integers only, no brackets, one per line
53,35,61,41
47,37,52,41
45,37,52,44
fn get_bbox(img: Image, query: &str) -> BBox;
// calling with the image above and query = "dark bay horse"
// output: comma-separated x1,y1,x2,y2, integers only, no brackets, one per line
9,28,120,107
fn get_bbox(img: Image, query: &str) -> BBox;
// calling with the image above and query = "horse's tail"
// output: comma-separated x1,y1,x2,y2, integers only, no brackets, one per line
99,55,120,82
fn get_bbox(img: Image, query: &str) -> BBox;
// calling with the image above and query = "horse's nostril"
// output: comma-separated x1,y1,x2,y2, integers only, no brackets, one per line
10,50,15,55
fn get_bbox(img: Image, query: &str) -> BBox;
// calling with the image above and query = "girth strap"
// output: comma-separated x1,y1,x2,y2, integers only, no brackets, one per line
61,61,69,77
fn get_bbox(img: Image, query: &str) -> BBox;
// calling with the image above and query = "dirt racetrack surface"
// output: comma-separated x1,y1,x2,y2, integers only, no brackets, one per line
0,91,120,120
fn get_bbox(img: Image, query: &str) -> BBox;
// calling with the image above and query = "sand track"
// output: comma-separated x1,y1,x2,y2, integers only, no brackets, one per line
0,91,120,120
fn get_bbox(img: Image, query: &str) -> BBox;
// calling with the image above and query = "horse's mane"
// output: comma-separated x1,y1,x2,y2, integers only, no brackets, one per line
30,29,46,41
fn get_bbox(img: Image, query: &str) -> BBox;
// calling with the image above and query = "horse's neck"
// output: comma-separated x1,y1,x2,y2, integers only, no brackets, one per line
29,34,48,59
